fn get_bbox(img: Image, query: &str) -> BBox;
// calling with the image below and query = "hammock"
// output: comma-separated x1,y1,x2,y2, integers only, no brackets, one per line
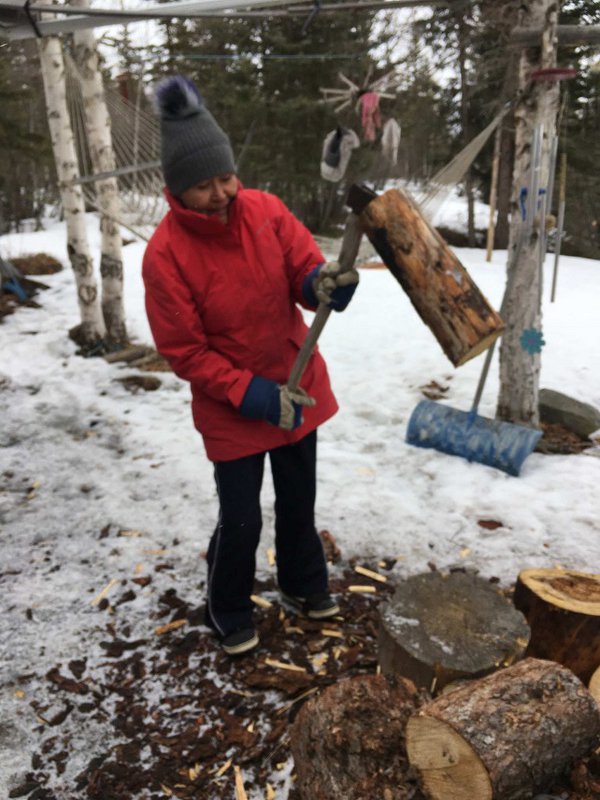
65,53,165,240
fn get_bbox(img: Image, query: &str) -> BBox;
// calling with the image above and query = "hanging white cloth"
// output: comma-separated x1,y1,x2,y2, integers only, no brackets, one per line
320,127,360,183
381,118,401,166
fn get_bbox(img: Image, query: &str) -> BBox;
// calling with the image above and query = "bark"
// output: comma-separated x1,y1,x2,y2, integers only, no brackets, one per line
513,567,600,683
497,0,561,426
37,28,104,348
71,0,127,347
494,120,515,248
406,658,600,800
349,187,505,366
289,673,423,800
378,571,530,693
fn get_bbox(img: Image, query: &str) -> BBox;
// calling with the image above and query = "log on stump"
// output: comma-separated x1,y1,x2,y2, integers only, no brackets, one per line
406,657,600,800
289,673,423,800
378,571,530,692
348,186,505,366
513,567,600,683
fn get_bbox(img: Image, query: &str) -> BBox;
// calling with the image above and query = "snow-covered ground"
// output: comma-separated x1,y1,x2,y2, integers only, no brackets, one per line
0,204,599,797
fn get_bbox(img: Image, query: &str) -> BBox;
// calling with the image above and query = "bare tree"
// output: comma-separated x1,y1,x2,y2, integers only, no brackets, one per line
37,28,105,350
497,0,560,426
71,0,128,347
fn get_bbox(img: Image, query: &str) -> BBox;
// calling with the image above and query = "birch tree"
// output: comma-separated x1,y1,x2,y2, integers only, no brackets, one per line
37,30,105,349
72,0,127,347
496,0,560,426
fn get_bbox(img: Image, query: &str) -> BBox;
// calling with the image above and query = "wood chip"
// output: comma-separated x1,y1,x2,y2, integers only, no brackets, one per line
160,785,173,797
267,548,276,567
234,765,248,800
348,584,377,593
354,565,388,583
215,758,232,777
321,628,344,638
154,618,187,636
246,721,255,733
188,764,202,781
119,529,144,537
264,658,307,673
266,784,276,800
284,625,304,635
460,547,471,558
251,594,272,609
276,687,318,715
142,548,169,555
91,578,118,606
14,689,25,699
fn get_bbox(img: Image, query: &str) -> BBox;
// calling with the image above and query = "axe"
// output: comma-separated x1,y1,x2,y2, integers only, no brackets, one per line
287,190,365,392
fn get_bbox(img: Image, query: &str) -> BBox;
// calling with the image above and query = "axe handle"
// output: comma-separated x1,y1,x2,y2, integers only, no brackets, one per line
287,212,363,392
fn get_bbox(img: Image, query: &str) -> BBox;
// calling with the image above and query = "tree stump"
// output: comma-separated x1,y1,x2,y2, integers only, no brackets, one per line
513,567,600,683
289,673,424,800
378,571,530,692
406,658,600,800
348,186,505,366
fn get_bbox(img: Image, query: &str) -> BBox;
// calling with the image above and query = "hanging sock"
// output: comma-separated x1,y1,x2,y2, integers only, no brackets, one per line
320,127,360,183
381,118,401,165
358,91,382,142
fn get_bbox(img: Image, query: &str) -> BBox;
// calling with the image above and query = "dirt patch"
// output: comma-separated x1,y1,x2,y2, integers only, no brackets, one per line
536,421,593,455
11,254,63,276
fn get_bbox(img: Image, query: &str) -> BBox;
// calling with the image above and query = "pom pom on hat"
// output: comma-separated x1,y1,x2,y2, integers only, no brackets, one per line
154,75,204,120
154,74,236,196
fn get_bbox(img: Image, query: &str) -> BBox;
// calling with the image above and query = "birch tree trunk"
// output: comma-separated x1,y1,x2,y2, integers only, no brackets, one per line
71,0,127,348
37,32,105,348
496,0,560,426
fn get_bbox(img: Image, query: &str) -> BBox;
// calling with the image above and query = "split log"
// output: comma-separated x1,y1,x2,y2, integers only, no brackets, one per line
378,571,530,692
589,664,600,703
513,567,600,683
348,185,505,366
289,673,423,800
406,657,600,800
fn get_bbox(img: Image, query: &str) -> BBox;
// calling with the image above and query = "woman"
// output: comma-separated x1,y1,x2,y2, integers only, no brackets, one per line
143,76,358,655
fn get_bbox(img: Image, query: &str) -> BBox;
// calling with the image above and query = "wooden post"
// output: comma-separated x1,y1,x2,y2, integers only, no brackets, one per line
348,186,505,367
406,658,600,800
513,567,600,683
485,127,501,262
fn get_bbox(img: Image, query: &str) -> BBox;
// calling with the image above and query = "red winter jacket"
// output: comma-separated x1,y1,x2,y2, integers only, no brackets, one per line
142,185,338,462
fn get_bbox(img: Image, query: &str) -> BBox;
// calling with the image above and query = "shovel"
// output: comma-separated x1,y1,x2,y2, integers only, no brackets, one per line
287,205,363,392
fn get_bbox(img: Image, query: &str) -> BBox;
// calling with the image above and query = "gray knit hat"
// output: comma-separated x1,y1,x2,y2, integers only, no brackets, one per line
154,76,236,196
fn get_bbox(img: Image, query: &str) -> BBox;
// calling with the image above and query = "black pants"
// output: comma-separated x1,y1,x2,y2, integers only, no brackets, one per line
206,430,328,636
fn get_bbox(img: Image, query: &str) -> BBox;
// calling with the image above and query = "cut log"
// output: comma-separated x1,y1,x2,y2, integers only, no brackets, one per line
406,657,600,800
348,186,505,366
589,664,600,703
289,673,423,800
513,567,600,683
378,571,530,692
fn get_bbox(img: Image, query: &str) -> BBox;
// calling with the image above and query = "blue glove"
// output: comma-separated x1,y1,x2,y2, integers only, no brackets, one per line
240,376,315,431
302,261,359,312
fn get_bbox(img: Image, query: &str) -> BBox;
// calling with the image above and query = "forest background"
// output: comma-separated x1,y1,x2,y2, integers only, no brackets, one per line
1,0,600,258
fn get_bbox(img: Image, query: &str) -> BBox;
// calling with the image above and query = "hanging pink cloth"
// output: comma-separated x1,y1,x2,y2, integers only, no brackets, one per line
358,92,382,142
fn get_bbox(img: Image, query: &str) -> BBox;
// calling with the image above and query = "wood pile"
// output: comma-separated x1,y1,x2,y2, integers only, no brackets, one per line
289,567,600,800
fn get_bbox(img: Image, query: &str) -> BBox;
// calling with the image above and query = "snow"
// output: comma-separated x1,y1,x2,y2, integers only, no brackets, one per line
1,205,599,797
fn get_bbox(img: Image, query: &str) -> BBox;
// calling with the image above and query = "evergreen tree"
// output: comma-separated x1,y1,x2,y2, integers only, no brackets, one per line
146,7,399,229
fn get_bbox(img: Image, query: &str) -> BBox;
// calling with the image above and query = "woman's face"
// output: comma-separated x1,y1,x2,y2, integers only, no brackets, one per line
179,173,238,219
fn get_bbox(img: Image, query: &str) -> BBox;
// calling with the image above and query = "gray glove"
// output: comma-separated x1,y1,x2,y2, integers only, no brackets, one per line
313,261,359,311
278,385,316,431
